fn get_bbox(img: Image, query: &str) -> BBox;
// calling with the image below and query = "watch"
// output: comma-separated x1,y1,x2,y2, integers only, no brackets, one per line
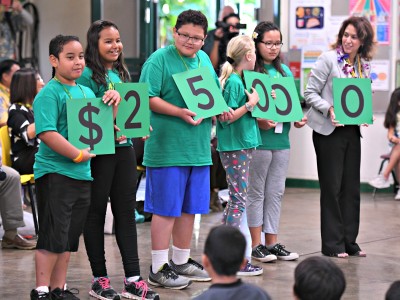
245,103,254,112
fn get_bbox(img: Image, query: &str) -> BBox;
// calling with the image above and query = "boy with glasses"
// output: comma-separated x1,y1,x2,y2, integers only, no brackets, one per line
139,9,231,289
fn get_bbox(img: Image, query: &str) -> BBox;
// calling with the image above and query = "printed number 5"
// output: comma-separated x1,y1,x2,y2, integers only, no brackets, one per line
187,75,214,110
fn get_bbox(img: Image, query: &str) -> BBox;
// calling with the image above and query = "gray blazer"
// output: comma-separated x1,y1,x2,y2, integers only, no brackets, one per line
304,49,370,136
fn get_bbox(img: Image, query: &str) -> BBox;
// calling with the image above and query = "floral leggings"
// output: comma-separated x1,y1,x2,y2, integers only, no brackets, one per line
219,149,253,227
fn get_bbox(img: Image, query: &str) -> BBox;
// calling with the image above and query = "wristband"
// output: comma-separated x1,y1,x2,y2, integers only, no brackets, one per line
73,150,83,163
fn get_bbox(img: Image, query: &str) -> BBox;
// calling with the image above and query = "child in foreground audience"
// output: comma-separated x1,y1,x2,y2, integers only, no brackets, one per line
194,225,271,300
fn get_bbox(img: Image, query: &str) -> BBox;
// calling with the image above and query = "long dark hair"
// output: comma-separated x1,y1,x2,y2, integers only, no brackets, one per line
85,20,130,87
49,35,80,78
384,88,400,129
10,68,38,106
252,21,286,76
332,16,376,61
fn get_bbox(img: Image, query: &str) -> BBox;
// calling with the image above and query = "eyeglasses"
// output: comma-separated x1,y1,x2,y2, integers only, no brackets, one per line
176,31,204,45
260,41,283,49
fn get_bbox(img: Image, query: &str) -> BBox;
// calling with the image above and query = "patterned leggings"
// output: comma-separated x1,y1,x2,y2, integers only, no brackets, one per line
219,149,253,227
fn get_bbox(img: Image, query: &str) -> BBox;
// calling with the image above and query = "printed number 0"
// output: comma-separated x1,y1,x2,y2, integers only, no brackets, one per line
187,75,214,110
124,90,141,129
341,85,364,118
252,79,270,112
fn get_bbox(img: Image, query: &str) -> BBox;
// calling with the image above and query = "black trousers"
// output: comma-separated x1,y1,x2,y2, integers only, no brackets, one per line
83,146,140,277
312,126,362,255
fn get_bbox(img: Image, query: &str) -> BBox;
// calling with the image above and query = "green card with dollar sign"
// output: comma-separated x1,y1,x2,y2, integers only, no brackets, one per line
67,98,115,155
115,83,150,138
172,66,229,120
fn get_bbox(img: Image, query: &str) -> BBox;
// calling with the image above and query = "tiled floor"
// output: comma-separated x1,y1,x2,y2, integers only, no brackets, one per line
1,188,400,299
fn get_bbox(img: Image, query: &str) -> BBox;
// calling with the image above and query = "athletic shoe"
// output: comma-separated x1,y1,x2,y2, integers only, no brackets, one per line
89,277,121,299
395,189,400,200
251,244,277,263
30,289,50,300
369,174,390,189
1,234,36,250
121,277,160,299
148,263,191,289
169,258,211,282
237,261,263,276
268,243,299,261
51,287,80,299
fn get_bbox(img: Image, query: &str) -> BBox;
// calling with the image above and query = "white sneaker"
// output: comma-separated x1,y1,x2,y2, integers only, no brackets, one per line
369,174,390,189
395,190,400,200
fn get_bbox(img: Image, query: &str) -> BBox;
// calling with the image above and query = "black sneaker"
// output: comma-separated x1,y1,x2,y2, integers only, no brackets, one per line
148,263,191,289
30,289,50,300
51,287,80,299
268,243,299,261
89,277,121,299
121,277,160,299
251,244,277,263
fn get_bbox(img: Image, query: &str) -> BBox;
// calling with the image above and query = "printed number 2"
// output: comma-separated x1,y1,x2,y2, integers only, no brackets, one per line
124,90,141,129
187,75,214,110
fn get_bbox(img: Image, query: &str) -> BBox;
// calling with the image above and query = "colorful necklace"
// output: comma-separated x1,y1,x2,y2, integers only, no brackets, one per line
175,46,201,71
53,76,86,99
337,46,369,78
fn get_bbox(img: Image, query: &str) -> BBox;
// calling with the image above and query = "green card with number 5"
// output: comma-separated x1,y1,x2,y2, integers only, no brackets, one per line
173,67,229,120
115,83,150,138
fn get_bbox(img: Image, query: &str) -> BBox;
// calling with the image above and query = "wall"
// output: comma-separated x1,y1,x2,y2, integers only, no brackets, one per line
281,0,398,183
34,0,91,82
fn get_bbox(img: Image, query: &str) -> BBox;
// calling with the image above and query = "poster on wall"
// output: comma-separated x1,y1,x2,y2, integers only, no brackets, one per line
289,0,331,49
349,0,390,44
370,60,390,91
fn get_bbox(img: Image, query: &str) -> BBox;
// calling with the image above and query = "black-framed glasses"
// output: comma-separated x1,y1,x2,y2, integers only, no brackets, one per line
260,41,283,49
176,31,204,45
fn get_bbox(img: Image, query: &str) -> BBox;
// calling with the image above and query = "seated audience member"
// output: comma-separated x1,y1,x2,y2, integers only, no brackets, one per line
386,280,400,300
7,68,44,174
194,225,271,300
293,256,346,300
0,141,36,250
0,59,20,127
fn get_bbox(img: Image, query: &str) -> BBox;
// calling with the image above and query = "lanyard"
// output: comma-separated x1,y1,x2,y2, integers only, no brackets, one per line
105,73,115,90
175,46,201,71
53,77,86,99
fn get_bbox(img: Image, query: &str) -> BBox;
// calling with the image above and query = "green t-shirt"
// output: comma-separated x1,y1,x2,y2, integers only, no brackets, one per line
33,79,95,180
139,45,216,167
77,67,132,147
258,63,293,150
216,73,261,152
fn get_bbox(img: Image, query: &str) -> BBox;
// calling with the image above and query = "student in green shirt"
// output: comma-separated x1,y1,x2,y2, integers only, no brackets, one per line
247,22,307,264
216,34,262,276
30,35,96,300
139,9,231,290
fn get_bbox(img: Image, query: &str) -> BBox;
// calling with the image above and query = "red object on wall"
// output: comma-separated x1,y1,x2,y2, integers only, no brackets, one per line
289,62,301,78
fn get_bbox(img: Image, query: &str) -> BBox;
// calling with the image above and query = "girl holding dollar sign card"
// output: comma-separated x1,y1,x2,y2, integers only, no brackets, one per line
30,34,97,300
216,34,263,276
246,21,306,264
77,20,159,300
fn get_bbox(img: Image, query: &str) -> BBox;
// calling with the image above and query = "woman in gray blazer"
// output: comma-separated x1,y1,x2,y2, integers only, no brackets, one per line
304,16,376,258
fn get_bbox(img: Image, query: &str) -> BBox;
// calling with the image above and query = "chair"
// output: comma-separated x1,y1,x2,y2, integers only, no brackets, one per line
0,126,38,235
372,153,399,198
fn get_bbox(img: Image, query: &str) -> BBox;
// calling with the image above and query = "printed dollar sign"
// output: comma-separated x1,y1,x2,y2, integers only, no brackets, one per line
79,102,102,150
